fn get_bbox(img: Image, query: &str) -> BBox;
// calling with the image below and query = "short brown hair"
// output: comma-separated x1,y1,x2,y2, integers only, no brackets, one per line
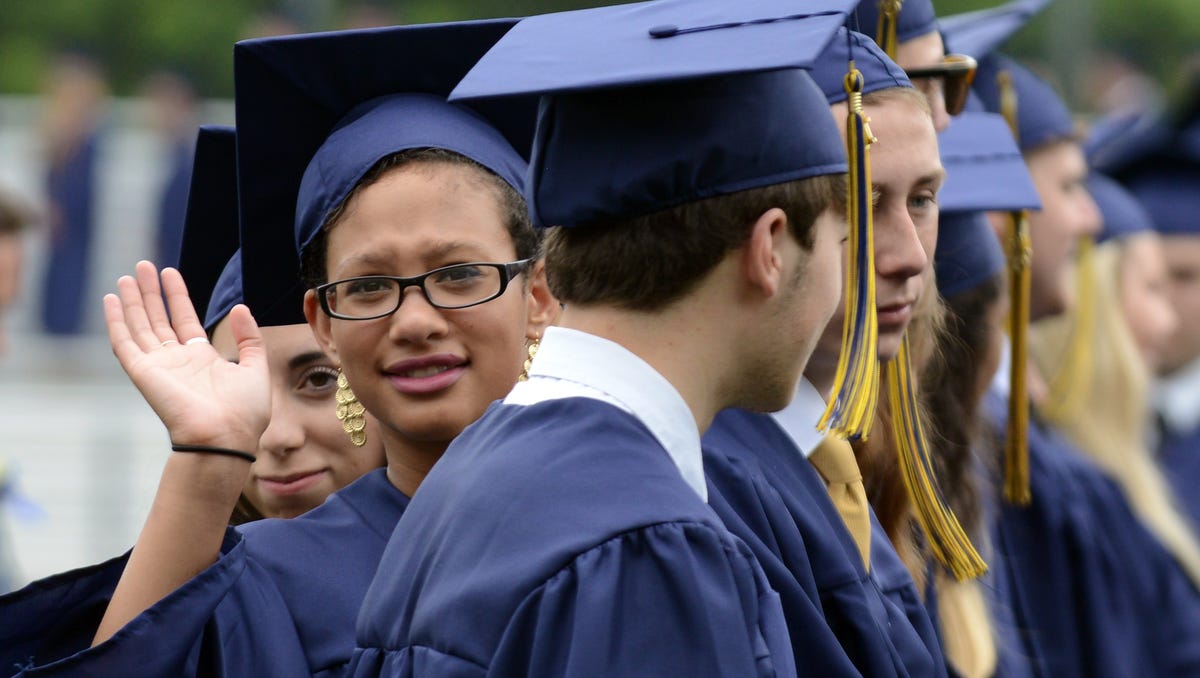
300,148,539,288
545,172,845,311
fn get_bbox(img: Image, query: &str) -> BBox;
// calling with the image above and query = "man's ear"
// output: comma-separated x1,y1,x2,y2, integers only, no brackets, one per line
304,289,339,364
741,207,791,299
523,259,560,338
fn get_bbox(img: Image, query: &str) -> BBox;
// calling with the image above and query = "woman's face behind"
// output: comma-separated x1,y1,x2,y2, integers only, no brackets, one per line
212,322,386,519
311,161,544,450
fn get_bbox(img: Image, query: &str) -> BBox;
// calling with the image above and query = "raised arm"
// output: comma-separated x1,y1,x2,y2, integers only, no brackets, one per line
93,261,270,645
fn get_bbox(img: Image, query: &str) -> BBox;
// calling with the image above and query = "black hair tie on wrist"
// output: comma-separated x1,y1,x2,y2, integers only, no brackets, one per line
171,443,257,463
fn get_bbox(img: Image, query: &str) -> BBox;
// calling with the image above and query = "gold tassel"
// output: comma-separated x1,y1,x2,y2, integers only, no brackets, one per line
876,0,903,60
887,337,989,580
997,69,1031,504
819,63,881,441
1040,237,1096,423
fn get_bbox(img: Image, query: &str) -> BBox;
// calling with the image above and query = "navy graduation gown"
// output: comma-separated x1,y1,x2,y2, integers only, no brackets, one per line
0,469,407,677
988,394,1200,677
1159,424,1200,533
702,408,947,677
350,398,795,677
921,456,1047,678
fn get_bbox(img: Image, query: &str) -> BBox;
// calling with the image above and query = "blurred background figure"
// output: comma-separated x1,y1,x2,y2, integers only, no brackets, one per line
140,70,198,271
37,51,108,336
0,187,34,354
1030,172,1200,588
0,187,37,592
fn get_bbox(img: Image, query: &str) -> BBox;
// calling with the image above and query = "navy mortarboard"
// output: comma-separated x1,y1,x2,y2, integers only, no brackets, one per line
1088,172,1155,243
972,55,1075,153
174,125,242,332
452,0,856,229
938,112,1040,214
935,112,1040,297
1092,115,1200,238
940,0,1053,61
850,0,937,56
810,27,911,103
234,19,534,325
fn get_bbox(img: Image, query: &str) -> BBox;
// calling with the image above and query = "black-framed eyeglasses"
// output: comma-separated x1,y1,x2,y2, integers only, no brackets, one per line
905,53,978,117
316,258,535,320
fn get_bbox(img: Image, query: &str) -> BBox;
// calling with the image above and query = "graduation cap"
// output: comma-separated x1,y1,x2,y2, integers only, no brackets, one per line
850,0,938,57
1091,114,1200,238
939,0,1054,60
1125,162,1200,237
175,125,242,332
1089,172,1154,243
938,112,1040,214
452,0,860,228
234,19,536,326
972,55,1074,154
935,112,1040,297
810,27,911,104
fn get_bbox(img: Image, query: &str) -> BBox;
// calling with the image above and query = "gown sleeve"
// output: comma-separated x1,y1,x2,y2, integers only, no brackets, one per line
1,528,310,678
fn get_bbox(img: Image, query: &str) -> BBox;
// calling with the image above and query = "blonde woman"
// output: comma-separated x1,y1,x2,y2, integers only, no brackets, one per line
1031,172,1200,588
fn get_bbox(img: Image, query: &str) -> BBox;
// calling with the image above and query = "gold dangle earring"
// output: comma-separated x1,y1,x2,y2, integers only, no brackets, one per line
519,335,541,382
335,370,367,447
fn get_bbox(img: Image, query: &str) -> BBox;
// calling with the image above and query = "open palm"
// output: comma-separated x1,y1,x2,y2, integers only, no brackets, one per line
104,261,270,453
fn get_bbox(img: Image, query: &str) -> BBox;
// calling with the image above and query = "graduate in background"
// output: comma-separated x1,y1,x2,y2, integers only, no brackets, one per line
1092,108,1200,535
955,22,1200,675
924,110,1047,678
0,188,34,355
38,52,106,335
0,20,556,677
141,70,200,271
1030,173,1200,590
702,28,950,678
350,1,855,674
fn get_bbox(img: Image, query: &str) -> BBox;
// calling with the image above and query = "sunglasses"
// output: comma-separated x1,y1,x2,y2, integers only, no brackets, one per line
905,53,978,117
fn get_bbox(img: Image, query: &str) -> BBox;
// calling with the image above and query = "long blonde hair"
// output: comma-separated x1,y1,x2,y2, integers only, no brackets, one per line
1031,241,1200,588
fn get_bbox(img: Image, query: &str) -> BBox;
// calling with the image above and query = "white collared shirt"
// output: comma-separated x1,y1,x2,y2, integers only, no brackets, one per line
504,326,707,502
989,335,1012,400
769,377,827,458
1156,354,1200,435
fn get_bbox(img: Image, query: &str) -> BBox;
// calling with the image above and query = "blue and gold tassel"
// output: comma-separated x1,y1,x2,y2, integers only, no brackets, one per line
819,64,881,440
875,0,903,59
998,69,1033,505
886,339,989,580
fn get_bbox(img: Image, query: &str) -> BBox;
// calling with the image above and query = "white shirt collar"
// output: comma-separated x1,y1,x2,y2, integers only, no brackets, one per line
1156,354,1200,434
769,377,827,457
989,335,1012,400
504,326,707,502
